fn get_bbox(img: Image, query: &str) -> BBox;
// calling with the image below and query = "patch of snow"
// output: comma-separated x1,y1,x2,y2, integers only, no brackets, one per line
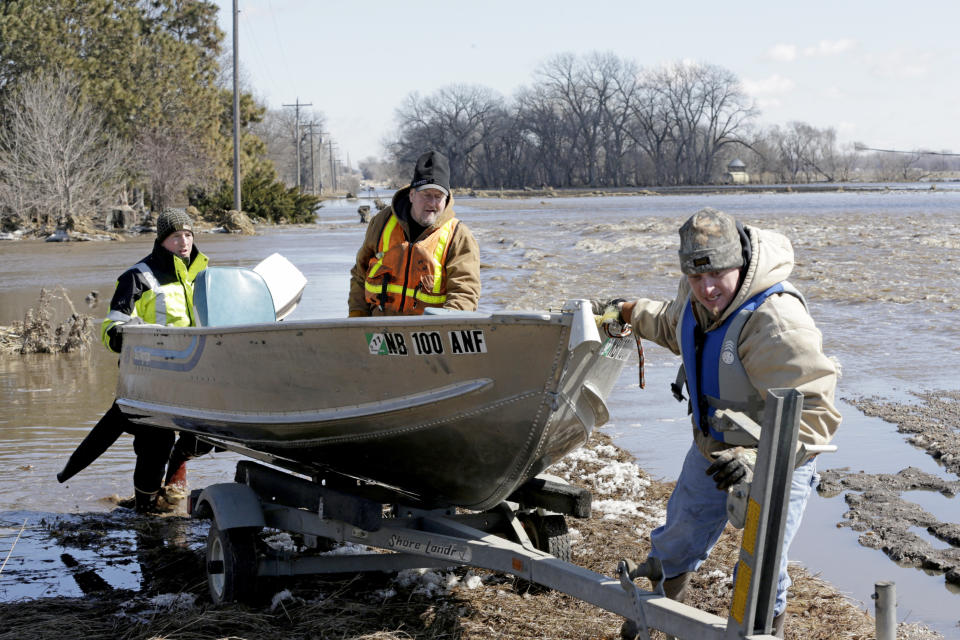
463,571,482,590
116,592,197,623
703,570,729,582
319,541,370,556
263,531,297,552
394,568,460,598
593,498,645,516
148,592,197,610
270,589,298,611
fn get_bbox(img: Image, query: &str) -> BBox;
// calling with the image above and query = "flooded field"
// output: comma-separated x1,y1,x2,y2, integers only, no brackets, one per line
1,187,959,637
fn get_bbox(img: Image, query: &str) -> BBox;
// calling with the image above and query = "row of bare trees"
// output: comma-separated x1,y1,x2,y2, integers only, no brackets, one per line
389,53,760,189
386,52,960,189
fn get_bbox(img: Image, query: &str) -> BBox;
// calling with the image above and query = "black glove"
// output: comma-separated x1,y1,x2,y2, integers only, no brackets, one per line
706,446,756,490
106,326,123,353
590,298,626,316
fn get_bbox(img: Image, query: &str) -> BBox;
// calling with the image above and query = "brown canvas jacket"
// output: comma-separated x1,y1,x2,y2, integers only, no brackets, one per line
348,187,481,315
628,225,841,461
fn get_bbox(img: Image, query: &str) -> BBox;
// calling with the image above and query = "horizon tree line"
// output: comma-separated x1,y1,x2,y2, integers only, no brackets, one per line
379,52,959,189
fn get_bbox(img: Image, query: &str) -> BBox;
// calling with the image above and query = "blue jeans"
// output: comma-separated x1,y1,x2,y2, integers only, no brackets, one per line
649,443,818,616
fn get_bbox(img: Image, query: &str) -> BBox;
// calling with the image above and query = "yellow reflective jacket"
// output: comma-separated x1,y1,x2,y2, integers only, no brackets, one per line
100,242,209,353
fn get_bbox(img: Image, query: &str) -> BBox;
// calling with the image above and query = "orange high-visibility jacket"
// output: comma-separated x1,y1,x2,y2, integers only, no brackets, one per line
363,212,460,314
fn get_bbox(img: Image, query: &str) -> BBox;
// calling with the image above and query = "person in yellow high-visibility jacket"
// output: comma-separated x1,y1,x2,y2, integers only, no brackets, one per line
57,208,213,513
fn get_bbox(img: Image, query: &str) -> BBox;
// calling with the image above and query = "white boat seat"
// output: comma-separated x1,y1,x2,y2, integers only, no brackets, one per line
194,267,277,326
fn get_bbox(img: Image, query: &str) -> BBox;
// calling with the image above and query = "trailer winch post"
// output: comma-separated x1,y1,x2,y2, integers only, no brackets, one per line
722,388,803,639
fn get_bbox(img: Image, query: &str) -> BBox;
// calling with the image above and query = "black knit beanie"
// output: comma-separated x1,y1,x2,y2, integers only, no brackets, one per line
410,151,450,196
156,208,193,242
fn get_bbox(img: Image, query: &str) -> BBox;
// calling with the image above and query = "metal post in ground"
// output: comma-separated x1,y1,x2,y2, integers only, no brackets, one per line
873,581,896,640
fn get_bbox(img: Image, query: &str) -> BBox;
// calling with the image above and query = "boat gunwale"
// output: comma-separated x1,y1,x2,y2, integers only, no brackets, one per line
119,310,566,338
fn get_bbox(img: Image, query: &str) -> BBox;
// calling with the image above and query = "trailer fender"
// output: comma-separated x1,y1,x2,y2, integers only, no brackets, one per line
192,483,266,530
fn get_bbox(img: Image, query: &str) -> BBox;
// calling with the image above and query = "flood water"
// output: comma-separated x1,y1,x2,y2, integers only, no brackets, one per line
2,187,959,636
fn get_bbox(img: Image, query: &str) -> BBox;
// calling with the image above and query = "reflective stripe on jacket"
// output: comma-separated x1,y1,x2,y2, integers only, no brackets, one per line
679,281,806,444
100,247,208,352
363,213,459,314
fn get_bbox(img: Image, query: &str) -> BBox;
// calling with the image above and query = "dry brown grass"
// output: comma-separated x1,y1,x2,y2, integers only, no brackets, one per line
2,286,94,355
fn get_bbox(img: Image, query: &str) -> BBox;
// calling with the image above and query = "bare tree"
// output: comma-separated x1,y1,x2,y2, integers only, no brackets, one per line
768,122,818,182
515,83,578,187
588,53,640,186
393,84,506,187
136,124,218,211
623,71,674,185
0,70,127,230
764,122,857,183
646,62,757,184
251,107,326,190
533,53,616,186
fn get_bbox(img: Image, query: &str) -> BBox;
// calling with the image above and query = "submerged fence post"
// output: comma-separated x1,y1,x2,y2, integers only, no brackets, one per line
873,581,896,640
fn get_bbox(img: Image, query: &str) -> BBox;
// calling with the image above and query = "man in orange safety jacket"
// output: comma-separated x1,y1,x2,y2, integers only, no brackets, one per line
348,150,480,316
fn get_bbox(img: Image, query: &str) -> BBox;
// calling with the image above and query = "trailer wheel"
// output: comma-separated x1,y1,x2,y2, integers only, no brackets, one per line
206,523,259,605
524,513,571,563
513,512,571,594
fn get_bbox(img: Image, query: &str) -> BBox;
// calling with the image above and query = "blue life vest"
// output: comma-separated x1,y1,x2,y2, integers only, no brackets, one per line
678,282,805,444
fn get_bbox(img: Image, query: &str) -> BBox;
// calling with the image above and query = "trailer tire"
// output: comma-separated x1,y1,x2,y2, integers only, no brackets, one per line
206,523,260,605
514,513,571,594
525,513,571,563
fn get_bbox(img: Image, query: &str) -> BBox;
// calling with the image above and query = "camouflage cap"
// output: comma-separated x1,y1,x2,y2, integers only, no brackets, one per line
677,207,744,275
156,207,193,242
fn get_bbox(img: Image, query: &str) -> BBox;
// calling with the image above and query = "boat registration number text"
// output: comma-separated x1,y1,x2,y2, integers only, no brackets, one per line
366,330,487,356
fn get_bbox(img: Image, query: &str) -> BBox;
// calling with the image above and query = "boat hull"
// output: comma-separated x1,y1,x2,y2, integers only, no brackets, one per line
117,303,630,510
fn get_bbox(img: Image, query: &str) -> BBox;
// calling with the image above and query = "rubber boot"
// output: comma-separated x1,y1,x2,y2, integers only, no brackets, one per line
620,572,692,639
117,488,162,514
660,571,692,603
772,611,786,638
162,449,189,501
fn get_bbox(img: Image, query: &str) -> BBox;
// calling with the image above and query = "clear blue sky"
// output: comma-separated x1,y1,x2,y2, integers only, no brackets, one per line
213,0,960,167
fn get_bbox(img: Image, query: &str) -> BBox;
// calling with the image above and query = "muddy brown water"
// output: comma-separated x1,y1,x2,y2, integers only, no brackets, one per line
1,188,959,636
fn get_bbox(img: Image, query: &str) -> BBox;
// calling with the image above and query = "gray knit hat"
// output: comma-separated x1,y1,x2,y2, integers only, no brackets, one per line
156,208,193,242
678,208,744,275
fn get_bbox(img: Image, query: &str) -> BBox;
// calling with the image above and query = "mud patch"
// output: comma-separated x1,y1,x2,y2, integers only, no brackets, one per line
852,390,960,476
820,391,960,590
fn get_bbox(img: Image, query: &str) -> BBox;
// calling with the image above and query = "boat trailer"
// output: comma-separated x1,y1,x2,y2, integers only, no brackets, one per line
189,388,834,640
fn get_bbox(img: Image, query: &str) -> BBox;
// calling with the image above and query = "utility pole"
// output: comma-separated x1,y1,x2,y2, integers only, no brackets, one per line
328,141,339,193
282,98,312,190
303,122,322,194
231,0,241,211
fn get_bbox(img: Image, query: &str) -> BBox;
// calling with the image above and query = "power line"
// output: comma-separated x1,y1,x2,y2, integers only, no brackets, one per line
854,143,960,157
236,10,282,97
265,0,294,91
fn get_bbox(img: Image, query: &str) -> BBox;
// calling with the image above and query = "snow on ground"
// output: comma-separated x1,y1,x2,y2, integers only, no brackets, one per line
549,441,665,529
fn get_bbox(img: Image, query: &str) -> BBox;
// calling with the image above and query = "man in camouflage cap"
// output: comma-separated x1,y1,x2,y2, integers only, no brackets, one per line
677,206,744,275
593,208,840,638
